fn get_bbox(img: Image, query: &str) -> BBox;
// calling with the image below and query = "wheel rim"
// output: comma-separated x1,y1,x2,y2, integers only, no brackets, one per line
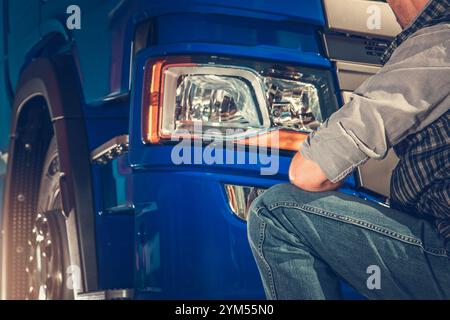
26,210,65,300
24,148,72,300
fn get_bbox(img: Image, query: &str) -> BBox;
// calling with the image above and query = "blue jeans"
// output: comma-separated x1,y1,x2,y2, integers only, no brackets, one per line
247,184,450,300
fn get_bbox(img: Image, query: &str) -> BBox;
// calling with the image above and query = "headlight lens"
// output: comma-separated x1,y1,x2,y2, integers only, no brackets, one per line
161,66,270,139
143,56,338,150
266,77,322,131
175,75,259,127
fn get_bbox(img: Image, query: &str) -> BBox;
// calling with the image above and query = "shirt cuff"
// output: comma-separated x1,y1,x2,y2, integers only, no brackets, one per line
300,123,369,183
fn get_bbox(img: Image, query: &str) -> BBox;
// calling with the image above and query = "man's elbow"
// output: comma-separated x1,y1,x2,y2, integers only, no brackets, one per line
289,152,343,192
290,172,316,191
291,174,340,192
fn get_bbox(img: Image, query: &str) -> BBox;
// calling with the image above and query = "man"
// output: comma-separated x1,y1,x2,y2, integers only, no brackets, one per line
248,0,450,299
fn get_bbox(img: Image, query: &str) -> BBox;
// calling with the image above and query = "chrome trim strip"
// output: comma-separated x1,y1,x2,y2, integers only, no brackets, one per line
0,152,7,176
76,289,134,300
98,203,135,216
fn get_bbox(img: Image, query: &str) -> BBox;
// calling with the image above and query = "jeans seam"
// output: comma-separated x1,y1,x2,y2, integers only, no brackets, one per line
248,209,278,299
254,202,449,258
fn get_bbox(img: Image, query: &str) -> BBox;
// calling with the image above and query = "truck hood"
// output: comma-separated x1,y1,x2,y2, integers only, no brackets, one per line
134,0,325,26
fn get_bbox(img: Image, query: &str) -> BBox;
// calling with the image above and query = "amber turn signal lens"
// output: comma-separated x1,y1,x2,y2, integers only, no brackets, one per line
236,130,308,152
143,60,165,144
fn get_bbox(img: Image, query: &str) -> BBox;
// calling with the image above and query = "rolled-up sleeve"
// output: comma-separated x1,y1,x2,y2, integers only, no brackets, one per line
301,28,450,183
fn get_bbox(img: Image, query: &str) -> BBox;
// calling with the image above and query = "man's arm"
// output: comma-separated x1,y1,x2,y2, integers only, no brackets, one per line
289,27,449,191
289,151,343,192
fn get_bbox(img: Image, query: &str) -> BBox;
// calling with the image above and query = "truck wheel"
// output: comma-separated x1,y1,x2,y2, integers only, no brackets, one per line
2,57,98,300
25,137,73,300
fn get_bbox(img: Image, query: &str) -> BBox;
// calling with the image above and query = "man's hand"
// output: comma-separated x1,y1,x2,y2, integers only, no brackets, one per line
289,151,343,192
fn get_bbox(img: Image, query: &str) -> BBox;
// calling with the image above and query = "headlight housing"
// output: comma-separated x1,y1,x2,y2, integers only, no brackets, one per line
143,56,338,151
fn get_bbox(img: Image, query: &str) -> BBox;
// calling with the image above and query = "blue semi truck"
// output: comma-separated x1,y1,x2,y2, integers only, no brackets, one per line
0,0,402,299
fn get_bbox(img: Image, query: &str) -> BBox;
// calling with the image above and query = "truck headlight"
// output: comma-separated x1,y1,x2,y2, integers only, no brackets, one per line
143,56,338,151
161,66,269,139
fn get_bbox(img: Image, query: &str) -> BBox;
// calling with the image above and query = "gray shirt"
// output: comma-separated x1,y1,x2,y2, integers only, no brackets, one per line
301,23,450,183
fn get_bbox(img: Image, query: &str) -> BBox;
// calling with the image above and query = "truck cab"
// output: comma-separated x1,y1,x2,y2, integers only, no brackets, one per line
0,0,401,299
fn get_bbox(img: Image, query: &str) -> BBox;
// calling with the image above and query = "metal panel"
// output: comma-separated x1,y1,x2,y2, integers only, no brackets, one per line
323,33,391,65
358,150,399,197
336,61,380,91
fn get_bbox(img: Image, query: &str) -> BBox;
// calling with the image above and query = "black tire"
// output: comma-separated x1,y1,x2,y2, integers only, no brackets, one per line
2,57,98,300
25,137,73,300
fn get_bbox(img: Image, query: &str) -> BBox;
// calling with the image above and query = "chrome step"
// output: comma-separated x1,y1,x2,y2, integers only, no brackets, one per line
91,135,129,165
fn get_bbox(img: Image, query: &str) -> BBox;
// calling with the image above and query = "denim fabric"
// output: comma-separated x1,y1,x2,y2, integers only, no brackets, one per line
247,184,450,300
